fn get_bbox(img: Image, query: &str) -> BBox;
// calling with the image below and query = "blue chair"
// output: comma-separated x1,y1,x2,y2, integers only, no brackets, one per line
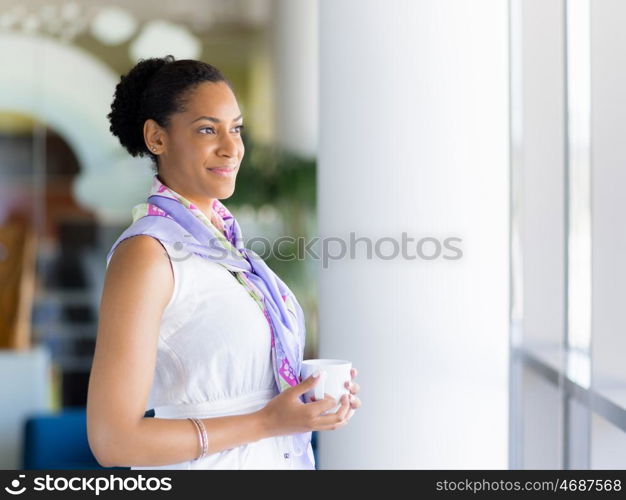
312,431,319,469
22,407,125,469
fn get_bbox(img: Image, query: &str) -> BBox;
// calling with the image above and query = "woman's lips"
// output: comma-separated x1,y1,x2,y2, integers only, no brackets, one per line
206,166,237,177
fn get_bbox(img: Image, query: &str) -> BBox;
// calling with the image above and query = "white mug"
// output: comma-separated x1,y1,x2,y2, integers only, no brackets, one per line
301,359,352,415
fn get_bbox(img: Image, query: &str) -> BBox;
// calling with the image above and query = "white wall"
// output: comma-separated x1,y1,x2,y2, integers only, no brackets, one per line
317,0,509,468
590,0,626,387
589,0,626,468
0,346,52,469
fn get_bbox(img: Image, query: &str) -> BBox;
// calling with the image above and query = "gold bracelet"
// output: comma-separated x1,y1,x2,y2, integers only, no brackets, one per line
187,417,208,461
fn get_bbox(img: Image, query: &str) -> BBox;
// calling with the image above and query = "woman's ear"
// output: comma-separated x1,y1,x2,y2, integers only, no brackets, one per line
143,118,165,154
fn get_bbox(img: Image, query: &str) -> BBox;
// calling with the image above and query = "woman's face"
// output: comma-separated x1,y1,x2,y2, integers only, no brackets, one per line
152,81,245,202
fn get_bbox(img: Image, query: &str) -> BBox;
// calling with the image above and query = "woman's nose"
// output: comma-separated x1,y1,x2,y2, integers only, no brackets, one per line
217,133,239,158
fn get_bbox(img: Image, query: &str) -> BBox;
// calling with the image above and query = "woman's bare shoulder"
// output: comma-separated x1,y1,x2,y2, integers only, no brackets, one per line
105,235,174,305
110,234,172,267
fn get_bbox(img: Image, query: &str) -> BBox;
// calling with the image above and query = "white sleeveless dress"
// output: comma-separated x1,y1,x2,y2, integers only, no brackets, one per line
113,237,315,470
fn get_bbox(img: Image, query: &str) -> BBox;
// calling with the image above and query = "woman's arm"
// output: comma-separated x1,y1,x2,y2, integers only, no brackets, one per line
86,235,268,468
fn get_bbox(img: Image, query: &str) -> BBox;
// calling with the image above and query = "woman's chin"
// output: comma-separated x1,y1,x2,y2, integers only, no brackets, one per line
215,185,236,200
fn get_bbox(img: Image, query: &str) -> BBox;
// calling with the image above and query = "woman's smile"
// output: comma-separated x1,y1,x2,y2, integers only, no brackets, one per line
206,165,238,178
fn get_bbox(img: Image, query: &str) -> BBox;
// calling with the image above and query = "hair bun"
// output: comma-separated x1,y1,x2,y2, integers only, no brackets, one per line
107,55,175,158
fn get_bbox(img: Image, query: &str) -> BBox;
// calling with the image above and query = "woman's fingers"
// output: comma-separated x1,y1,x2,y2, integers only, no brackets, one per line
338,393,352,419
318,418,350,431
344,367,359,395
316,393,351,428
344,380,360,395
349,394,361,410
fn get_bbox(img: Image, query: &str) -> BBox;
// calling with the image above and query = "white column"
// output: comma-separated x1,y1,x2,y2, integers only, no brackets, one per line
270,0,318,158
317,0,509,468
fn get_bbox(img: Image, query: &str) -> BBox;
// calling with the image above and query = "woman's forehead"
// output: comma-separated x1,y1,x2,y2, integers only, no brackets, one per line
182,83,241,121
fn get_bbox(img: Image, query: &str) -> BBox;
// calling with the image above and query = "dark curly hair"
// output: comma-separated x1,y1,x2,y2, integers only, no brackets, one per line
107,55,232,172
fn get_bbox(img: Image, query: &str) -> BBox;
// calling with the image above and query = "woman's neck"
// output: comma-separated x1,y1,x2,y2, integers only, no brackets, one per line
156,173,219,230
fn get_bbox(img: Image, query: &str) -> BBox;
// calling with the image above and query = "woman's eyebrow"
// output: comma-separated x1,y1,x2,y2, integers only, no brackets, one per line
190,114,242,124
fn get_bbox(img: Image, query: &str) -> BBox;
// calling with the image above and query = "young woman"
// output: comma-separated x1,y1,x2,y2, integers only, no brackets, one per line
86,55,361,470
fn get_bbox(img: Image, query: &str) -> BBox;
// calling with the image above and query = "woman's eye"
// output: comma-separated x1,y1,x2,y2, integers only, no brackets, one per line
199,125,244,135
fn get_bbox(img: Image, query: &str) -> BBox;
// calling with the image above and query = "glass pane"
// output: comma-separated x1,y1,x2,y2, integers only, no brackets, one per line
522,367,563,468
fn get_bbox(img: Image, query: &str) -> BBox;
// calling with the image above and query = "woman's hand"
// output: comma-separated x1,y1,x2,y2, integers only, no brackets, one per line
344,367,361,420
310,367,361,421
258,373,352,438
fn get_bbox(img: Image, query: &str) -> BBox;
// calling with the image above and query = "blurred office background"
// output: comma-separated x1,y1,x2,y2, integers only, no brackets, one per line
0,0,624,470
0,0,319,469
